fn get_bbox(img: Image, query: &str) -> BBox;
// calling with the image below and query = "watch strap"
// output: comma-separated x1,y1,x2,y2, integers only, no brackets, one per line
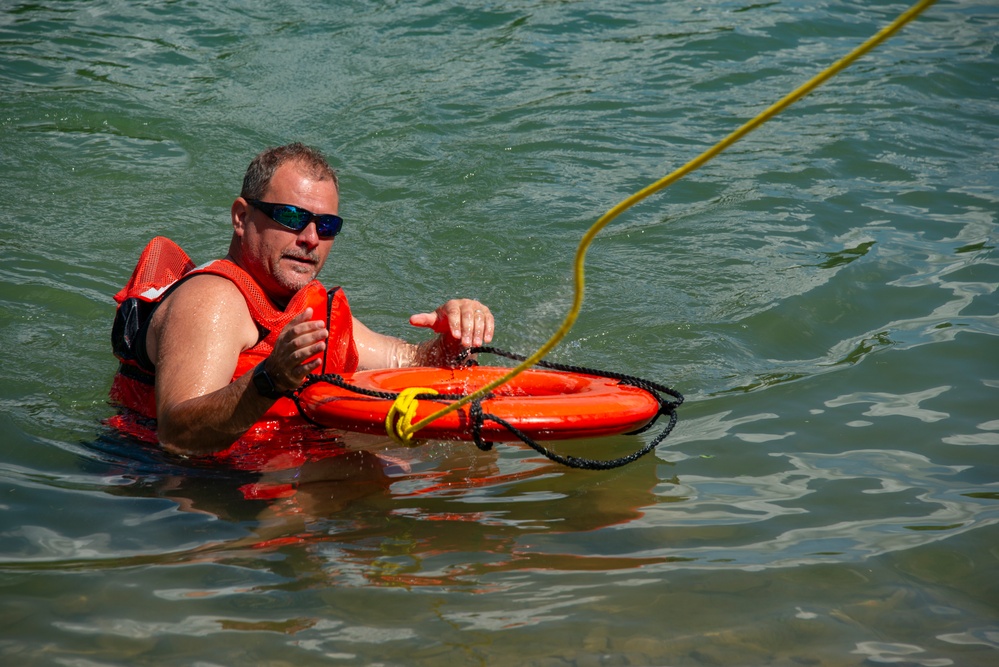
252,362,286,399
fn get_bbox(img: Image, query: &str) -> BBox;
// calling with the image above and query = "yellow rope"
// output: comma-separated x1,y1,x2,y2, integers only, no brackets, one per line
389,0,938,443
385,386,438,445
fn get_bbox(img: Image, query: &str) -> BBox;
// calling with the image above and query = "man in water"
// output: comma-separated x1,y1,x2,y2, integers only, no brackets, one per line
113,143,493,456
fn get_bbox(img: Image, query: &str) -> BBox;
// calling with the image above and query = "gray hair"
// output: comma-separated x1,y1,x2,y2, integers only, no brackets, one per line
240,143,338,199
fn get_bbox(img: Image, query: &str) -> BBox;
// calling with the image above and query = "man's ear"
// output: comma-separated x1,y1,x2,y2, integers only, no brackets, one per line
231,197,249,237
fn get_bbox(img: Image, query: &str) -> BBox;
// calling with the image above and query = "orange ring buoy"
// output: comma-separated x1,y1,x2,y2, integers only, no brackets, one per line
297,366,661,442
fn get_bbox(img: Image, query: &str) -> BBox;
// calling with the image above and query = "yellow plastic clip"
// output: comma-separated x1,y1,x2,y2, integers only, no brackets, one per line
385,387,439,446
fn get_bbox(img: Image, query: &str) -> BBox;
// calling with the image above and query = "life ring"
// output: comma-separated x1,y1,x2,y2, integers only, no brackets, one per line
296,366,662,442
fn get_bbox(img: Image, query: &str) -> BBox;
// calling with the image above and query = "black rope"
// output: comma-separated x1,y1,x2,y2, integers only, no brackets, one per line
292,347,683,471
292,372,480,427
458,346,684,436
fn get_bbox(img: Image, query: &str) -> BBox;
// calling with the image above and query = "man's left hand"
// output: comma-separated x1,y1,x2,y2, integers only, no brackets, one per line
410,299,494,351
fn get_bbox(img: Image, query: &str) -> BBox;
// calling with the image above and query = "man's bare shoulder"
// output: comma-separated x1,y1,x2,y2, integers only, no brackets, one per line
167,273,247,309
154,273,252,324
148,273,256,360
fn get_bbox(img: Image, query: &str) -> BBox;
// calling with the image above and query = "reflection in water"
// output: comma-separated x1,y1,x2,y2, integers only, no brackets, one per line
68,427,666,591
825,385,951,422
24,396,993,593
242,441,667,591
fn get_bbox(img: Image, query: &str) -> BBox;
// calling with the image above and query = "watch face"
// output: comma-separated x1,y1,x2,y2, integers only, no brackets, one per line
253,364,282,398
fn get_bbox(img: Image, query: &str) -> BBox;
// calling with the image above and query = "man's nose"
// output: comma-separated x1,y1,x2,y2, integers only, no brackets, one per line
297,222,320,248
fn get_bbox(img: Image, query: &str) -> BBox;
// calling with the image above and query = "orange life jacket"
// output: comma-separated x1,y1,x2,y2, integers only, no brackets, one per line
109,236,359,423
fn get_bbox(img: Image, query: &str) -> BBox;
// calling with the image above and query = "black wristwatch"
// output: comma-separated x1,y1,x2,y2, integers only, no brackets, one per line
252,362,286,399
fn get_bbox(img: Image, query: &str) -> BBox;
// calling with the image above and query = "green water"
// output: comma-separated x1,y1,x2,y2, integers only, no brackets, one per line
2,0,998,664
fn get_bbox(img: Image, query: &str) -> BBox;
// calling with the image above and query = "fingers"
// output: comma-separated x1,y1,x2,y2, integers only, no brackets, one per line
265,308,329,391
410,299,494,347
286,309,329,362
408,311,443,332
464,305,493,347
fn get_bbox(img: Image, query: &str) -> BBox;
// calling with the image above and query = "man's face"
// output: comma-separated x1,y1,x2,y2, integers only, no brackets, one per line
232,161,339,306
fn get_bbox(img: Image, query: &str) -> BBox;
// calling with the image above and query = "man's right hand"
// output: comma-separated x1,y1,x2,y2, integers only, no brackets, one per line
264,307,329,393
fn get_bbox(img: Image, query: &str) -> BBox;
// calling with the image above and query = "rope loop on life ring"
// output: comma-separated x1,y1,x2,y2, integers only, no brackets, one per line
293,347,683,470
456,346,684,435
466,389,680,470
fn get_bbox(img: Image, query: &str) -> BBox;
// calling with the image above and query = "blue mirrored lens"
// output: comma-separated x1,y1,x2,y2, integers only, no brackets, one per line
272,207,309,229
315,216,343,237
249,200,343,238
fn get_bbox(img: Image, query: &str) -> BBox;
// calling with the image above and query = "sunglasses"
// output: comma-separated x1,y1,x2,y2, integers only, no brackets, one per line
247,199,344,239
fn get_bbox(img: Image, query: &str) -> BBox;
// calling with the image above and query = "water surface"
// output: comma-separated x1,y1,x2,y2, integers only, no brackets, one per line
2,0,998,665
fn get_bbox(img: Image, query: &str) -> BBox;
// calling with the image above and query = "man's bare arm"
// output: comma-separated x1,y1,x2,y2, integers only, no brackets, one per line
148,276,328,456
353,299,494,370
